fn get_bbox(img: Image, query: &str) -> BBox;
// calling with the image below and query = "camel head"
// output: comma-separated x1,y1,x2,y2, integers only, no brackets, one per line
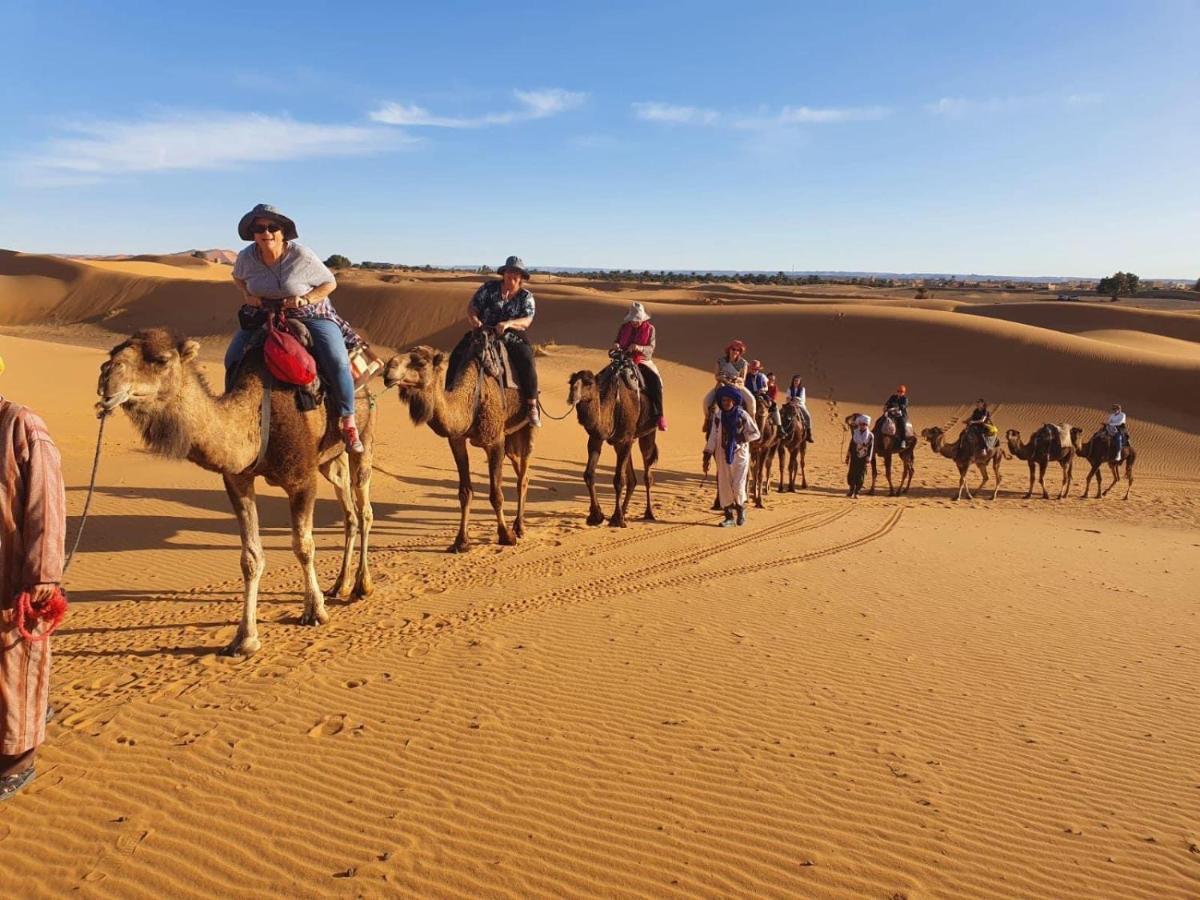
920,426,945,449
99,329,201,413
567,370,597,407
1069,426,1084,452
1005,428,1023,450
384,346,444,425
98,329,202,458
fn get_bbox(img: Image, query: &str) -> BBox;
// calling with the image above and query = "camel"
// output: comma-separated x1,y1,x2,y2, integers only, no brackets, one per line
847,412,914,496
566,361,659,527
775,403,808,492
922,425,1005,501
1073,426,1136,500
97,329,375,657
749,399,781,508
383,343,533,552
1006,425,1075,500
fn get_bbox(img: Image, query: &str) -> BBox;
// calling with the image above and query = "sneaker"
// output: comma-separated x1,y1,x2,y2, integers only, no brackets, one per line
657,416,668,432
341,423,364,454
527,403,541,428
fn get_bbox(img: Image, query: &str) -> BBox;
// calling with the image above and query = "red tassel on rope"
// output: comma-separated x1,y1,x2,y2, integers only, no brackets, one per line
14,588,69,643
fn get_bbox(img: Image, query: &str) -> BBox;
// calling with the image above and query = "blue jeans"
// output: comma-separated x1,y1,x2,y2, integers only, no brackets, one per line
225,318,356,417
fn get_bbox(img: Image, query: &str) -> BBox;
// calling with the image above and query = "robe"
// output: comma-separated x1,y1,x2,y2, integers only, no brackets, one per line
705,408,761,508
1,398,65,755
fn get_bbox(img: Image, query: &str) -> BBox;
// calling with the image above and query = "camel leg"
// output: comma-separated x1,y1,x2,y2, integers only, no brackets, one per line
1037,460,1049,500
868,454,878,495
752,451,766,509
350,449,374,598
319,455,357,599
448,436,474,552
609,442,632,527
992,457,1003,500
799,445,808,490
1101,462,1119,498
885,454,896,496
620,450,637,519
507,436,532,539
639,432,658,520
786,448,797,492
900,453,913,495
1059,459,1072,500
290,478,329,627
487,443,516,545
955,464,971,501
583,433,605,526
1122,459,1133,500
777,444,787,493
221,473,264,657
1023,461,1035,500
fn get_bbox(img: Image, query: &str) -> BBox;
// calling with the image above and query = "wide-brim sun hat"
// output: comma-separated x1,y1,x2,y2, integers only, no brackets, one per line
624,302,649,323
498,255,529,278
238,203,298,242
725,340,746,354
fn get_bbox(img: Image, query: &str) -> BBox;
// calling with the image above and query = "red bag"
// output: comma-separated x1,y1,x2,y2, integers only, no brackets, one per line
264,314,317,386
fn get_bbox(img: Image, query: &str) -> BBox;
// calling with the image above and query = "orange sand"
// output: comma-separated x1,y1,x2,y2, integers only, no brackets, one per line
1,252,1198,897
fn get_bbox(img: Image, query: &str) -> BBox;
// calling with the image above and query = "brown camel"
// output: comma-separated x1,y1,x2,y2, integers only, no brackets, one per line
97,329,375,657
1073,426,1136,499
775,403,808,492
384,344,533,552
847,412,915,496
922,425,1005,500
1006,425,1074,500
566,363,659,527
749,399,781,508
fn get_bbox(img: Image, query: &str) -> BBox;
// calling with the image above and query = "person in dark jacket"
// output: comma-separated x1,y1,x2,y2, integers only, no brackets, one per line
881,384,909,448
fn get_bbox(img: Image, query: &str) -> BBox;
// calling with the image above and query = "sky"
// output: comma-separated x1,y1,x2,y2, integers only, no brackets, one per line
1,0,1197,278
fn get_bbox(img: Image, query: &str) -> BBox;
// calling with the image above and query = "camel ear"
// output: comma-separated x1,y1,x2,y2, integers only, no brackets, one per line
179,340,200,362
432,351,445,368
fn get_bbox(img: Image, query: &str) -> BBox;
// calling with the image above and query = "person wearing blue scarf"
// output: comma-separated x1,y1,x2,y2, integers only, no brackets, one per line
702,386,761,526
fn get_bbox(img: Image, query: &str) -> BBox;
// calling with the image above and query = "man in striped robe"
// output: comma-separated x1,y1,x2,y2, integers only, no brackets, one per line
0,353,66,801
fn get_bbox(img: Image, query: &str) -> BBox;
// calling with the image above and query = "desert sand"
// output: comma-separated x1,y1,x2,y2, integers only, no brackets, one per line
1,250,1198,898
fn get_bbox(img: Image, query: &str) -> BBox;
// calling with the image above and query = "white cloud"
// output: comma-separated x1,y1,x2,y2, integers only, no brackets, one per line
928,93,1103,116
774,105,891,124
21,111,405,183
632,102,720,125
371,88,586,128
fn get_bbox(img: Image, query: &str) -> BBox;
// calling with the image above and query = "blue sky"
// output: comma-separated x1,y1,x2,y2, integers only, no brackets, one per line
1,0,1197,277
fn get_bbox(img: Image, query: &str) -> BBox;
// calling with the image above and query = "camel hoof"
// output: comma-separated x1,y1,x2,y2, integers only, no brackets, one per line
498,528,517,546
221,636,261,658
642,510,656,522
586,511,605,527
800,482,808,490
513,520,526,539
754,500,765,509
352,578,374,599
299,607,330,627
608,517,627,529
448,541,471,554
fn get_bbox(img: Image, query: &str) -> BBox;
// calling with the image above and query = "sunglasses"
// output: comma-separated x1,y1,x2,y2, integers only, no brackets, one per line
252,223,283,235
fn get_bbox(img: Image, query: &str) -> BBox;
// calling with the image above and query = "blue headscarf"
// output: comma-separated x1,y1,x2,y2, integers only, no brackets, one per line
714,385,744,465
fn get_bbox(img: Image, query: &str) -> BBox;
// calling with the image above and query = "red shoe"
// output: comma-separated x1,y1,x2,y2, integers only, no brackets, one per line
341,423,364,454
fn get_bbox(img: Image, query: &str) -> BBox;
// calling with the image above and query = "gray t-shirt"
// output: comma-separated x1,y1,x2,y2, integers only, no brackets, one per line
233,241,335,300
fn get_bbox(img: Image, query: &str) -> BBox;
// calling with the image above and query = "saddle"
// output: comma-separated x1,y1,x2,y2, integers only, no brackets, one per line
473,329,516,391
1034,423,1069,457
599,351,645,394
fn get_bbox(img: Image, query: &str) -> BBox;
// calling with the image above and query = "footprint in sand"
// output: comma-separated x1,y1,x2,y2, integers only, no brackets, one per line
307,714,348,737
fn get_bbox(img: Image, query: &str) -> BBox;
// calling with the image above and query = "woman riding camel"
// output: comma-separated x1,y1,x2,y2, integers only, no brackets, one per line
746,360,782,428
447,256,540,428
612,301,667,431
965,398,994,447
225,203,363,453
882,384,909,449
1102,403,1129,461
702,385,761,527
700,340,756,431
787,375,816,443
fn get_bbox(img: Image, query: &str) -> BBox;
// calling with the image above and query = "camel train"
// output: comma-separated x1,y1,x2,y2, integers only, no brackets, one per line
95,326,1139,655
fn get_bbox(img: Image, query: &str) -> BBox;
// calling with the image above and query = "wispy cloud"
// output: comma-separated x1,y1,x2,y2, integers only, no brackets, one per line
371,89,586,128
634,100,890,129
19,111,405,184
632,102,720,125
927,93,1103,116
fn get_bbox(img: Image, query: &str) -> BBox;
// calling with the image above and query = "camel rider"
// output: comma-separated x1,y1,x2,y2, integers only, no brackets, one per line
787,375,816,443
226,204,364,453
1103,404,1129,461
701,342,756,431
613,302,667,431
882,384,909,449
447,256,540,427
966,399,994,446
765,372,779,403
746,360,782,429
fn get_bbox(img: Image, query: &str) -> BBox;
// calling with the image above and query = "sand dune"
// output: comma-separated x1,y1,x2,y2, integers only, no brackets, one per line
1,253,1198,898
